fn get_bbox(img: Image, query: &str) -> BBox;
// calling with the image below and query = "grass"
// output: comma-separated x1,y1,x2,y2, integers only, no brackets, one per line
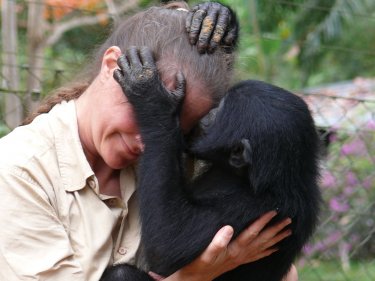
299,260,375,281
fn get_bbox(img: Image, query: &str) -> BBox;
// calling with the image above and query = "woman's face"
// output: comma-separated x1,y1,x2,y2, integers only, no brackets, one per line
179,82,214,133
87,47,214,170
96,82,213,170
92,81,144,169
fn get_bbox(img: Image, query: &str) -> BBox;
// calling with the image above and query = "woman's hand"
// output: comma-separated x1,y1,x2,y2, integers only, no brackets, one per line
163,211,292,281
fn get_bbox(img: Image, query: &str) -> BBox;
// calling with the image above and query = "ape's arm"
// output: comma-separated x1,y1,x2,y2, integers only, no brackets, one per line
114,47,220,275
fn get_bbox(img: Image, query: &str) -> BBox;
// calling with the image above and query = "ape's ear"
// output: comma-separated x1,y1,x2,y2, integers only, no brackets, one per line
229,139,252,168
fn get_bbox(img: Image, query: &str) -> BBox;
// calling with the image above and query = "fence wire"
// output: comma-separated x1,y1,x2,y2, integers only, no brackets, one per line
298,79,375,280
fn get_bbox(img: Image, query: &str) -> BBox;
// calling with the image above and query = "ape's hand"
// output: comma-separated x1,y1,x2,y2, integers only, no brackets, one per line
114,46,185,131
186,2,239,54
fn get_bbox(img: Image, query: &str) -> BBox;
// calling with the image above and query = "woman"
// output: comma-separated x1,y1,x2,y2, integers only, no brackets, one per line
0,2,295,281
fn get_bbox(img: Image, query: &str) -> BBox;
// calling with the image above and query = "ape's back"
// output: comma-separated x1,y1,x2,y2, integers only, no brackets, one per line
190,80,321,280
105,80,321,281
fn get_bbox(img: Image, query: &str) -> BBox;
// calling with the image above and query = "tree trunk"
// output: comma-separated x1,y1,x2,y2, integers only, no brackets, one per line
26,0,47,115
248,0,267,78
1,0,23,129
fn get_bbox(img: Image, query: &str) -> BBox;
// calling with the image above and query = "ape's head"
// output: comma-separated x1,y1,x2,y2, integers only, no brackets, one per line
190,80,320,194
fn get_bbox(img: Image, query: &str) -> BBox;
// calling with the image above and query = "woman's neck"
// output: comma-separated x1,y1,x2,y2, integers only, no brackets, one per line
75,83,122,198
92,160,122,197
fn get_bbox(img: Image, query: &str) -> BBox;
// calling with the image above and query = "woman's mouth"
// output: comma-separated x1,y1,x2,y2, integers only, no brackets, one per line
120,134,140,159
119,134,145,160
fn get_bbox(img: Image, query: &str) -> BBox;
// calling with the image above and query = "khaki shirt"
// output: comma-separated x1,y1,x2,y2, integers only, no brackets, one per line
0,100,141,281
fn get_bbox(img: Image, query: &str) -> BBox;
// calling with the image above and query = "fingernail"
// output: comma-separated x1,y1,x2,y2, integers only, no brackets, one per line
220,225,234,238
270,210,278,217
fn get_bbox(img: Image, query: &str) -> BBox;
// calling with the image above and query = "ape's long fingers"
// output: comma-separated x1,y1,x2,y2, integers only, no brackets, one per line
223,24,239,47
126,46,142,68
196,6,220,54
114,67,133,99
114,55,130,89
139,46,155,69
188,8,207,45
139,47,157,82
113,69,125,86
116,54,131,74
171,71,186,103
185,5,198,33
187,2,238,53
208,7,230,53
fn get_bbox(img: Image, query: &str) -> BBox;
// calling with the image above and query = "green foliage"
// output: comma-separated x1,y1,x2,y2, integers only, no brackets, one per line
221,0,375,89
291,0,375,85
0,123,10,138
300,260,375,281
256,0,305,32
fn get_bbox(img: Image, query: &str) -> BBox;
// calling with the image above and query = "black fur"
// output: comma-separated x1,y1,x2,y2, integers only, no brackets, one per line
103,75,321,280
101,264,153,281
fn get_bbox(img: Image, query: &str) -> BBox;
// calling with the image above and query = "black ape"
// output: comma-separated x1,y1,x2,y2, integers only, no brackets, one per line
101,47,321,281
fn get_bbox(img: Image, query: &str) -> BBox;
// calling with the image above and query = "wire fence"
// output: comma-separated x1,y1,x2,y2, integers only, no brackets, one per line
1,1,375,280
297,79,375,280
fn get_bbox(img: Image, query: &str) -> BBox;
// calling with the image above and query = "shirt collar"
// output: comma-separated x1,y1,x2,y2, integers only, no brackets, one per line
120,166,137,203
48,100,94,192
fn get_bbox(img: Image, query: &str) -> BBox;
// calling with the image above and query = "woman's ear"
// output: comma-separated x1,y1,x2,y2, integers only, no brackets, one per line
101,46,122,77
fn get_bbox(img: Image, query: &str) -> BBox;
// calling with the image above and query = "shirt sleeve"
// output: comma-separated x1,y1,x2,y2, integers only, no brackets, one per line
0,169,85,281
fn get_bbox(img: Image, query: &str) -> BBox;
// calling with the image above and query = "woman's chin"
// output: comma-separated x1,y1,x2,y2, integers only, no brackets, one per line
106,156,136,170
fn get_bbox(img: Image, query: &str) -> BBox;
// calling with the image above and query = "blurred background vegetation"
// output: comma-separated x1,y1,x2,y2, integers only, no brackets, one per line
1,1,375,280
2,0,375,102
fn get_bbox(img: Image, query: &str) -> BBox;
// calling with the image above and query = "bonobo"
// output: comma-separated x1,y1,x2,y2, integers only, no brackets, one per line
101,48,321,281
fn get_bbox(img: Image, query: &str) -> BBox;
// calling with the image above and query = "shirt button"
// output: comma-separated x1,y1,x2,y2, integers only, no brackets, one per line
88,179,95,189
118,247,127,255
108,199,117,207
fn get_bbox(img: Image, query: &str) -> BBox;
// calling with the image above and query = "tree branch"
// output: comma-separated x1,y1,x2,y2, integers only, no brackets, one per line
46,0,139,46
105,0,120,23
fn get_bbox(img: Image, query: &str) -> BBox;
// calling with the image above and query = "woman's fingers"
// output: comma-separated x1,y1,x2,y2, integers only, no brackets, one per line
263,217,292,238
226,212,293,266
199,225,234,264
149,271,165,281
235,211,278,245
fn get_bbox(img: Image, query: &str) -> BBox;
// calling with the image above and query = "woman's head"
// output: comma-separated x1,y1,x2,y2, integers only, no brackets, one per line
89,3,234,104
25,2,235,169
87,3,234,133
25,3,234,126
